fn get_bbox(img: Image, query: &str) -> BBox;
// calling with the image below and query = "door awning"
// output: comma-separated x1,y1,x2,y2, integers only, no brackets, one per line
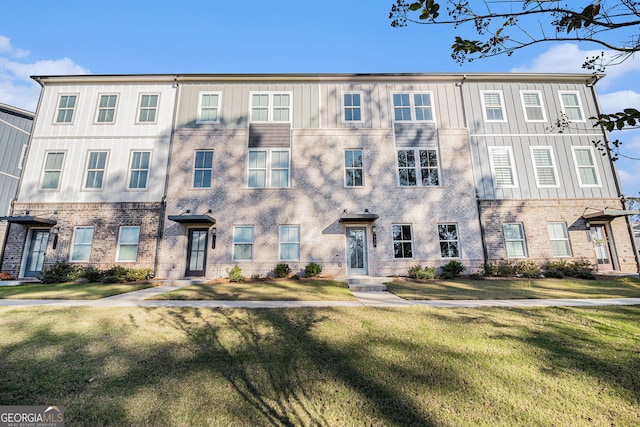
339,213,379,223
0,215,57,226
168,214,217,225
582,208,640,221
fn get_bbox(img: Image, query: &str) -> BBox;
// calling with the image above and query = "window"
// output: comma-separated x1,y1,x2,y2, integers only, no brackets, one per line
521,91,546,122
138,94,159,123
96,94,118,123
397,149,440,187
42,152,65,190
198,92,220,123
489,147,517,188
438,224,460,258
392,224,413,258
248,149,289,188
393,93,433,121
233,226,254,261
530,147,558,187
250,93,290,122
55,95,77,123
344,149,364,187
548,222,572,257
572,147,600,187
481,91,505,121
503,223,527,258
70,226,94,262
559,92,584,121
128,151,151,189
84,151,108,190
117,226,140,262
193,150,214,188
343,92,362,122
280,225,300,261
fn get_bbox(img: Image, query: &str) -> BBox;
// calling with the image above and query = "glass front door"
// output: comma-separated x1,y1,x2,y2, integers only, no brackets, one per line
186,229,208,276
24,229,50,277
590,225,613,270
346,227,368,275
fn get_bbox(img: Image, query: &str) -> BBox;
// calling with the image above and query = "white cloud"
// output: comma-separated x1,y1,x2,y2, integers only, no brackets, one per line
0,35,30,58
598,90,640,113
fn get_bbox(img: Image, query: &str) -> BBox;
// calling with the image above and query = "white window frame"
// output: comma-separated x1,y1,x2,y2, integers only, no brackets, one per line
197,91,221,124
342,92,363,123
70,226,95,262
344,149,364,187
95,93,119,124
54,94,78,124
249,92,292,123
392,224,414,259
397,148,441,187
529,146,559,188
137,93,159,124
503,223,528,258
438,223,461,258
559,91,585,122
520,90,547,122
391,92,435,122
41,151,66,190
193,150,214,189
548,222,572,257
233,226,254,261
480,90,506,122
571,146,601,187
279,225,300,261
247,149,290,188
127,151,152,190
83,150,109,190
488,146,518,188
116,226,140,262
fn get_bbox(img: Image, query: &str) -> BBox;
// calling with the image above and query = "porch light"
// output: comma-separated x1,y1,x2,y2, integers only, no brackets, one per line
51,227,59,249
211,228,217,249
372,225,378,248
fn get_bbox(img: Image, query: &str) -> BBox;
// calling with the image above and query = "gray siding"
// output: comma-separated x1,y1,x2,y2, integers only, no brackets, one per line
248,123,291,148
0,104,33,215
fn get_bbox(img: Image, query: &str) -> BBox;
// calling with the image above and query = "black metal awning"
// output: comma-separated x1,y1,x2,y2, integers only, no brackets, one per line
339,213,379,223
0,215,57,226
582,208,640,222
167,214,217,225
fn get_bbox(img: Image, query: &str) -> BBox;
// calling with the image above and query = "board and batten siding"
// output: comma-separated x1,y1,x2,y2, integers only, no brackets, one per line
0,105,33,215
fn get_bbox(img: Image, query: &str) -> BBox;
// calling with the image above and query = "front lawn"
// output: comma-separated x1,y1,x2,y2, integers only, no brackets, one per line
0,305,638,425
386,276,640,300
0,282,153,300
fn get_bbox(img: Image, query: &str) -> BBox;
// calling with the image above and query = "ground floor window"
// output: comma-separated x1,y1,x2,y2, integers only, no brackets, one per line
548,222,572,257
503,223,527,258
279,225,300,261
117,226,140,262
70,226,94,262
392,224,413,258
438,223,460,258
233,226,254,261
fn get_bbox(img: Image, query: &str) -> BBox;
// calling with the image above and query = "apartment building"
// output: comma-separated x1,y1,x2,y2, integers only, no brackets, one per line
1,73,637,280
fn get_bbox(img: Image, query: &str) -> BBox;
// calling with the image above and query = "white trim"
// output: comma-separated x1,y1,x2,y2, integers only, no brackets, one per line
82,150,109,191
571,146,601,187
344,148,365,188
136,92,160,124
390,91,436,122
192,149,214,189
196,91,222,124
480,90,507,122
503,223,528,258
488,146,518,188
392,223,414,259
0,170,20,180
558,91,585,122
93,93,119,124
396,147,441,187
341,91,363,123
469,133,602,137
126,150,153,191
520,90,547,122
69,226,95,262
246,148,290,188
547,222,572,257
249,91,292,123
279,225,300,261
116,225,140,263
40,150,66,191
0,118,31,135
437,223,461,259
232,225,254,261
529,146,560,188
53,93,79,125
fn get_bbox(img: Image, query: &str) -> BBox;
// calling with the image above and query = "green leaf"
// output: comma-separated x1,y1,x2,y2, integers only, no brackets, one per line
409,2,423,11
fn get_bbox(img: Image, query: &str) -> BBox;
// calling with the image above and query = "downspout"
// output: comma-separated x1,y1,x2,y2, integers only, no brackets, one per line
153,76,181,278
588,76,640,274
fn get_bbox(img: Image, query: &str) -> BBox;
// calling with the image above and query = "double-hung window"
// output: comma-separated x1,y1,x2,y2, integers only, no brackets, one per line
548,222,572,257
279,225,300,261
128,151,151,189
438,224,460,258
250,93,291,122
572,147,600,187
503,223,527,258
198,92,221,123
117,226,140,262
343,92,362,122
489,147,517,188
70,226,94,262
481,91,506,122
84,151,108,190
344,149,364,187
397,149,440,186
96,94,118,123
521,91,546,122
392,224,413,258
193,150,214,188
248,149,289,188
559,91,584,121
42,152,65,190
233,226,254,261
138,94,159,123
530,147,559,187
393,93,433,121
55,94,77,123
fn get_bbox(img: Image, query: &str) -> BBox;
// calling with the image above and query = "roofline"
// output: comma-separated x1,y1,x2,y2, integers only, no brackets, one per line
0,102,35,118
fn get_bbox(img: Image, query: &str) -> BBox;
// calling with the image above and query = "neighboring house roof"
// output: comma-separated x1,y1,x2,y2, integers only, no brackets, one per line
0,102,34,120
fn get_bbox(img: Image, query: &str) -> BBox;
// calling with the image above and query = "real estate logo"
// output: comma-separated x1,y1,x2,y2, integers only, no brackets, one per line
0,406,64,427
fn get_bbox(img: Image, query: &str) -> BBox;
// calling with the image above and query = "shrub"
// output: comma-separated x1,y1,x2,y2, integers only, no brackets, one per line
272,263,291,278
226,265,245,282
79,266,104,282
516,260,542,278
440,260,465,278
483,263,496,276
0,272,16,281
304,262,322,278
408,265,436,280
543,259,595,279
494,260,519,277
292,274,301,280
544,269,565,279
40,261,80,284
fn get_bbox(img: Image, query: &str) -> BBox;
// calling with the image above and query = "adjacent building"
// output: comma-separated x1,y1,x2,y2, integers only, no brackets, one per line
1,73,637,280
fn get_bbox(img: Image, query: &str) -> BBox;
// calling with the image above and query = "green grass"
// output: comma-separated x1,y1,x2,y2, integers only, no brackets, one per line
386,276,640,300
0,305,638,426
0,282,153,300
149,278,356,301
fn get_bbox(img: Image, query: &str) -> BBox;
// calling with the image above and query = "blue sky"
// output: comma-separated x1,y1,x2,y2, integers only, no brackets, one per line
1,0,638,196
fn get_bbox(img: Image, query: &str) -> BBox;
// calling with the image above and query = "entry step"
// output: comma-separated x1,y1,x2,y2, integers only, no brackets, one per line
344,276,389,292
348,284,387,292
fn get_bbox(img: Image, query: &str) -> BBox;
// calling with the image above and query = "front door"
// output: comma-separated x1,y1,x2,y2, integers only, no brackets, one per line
346,227,368,275
186,229,208,277
24,229,50,278
590,225,613,270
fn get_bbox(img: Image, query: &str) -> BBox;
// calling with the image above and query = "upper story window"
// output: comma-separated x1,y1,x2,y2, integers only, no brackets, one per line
55,94,77,123
128,151,151,190
397,149,440,187
344,149,364,187
571,147,600,187
96,94,118,123
343,92,362,122
193,150,214,188
521,91,546,122
84,151,108,190
559,91,584,121
41,151,65,190
393,93,433,121
392,224,413,258
481,91,506,122
70,226,94,262
197,92,221,123
530,147,559,188
138,94,159,123
251,93,291,122
488,146,518,188
247,149,290,188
